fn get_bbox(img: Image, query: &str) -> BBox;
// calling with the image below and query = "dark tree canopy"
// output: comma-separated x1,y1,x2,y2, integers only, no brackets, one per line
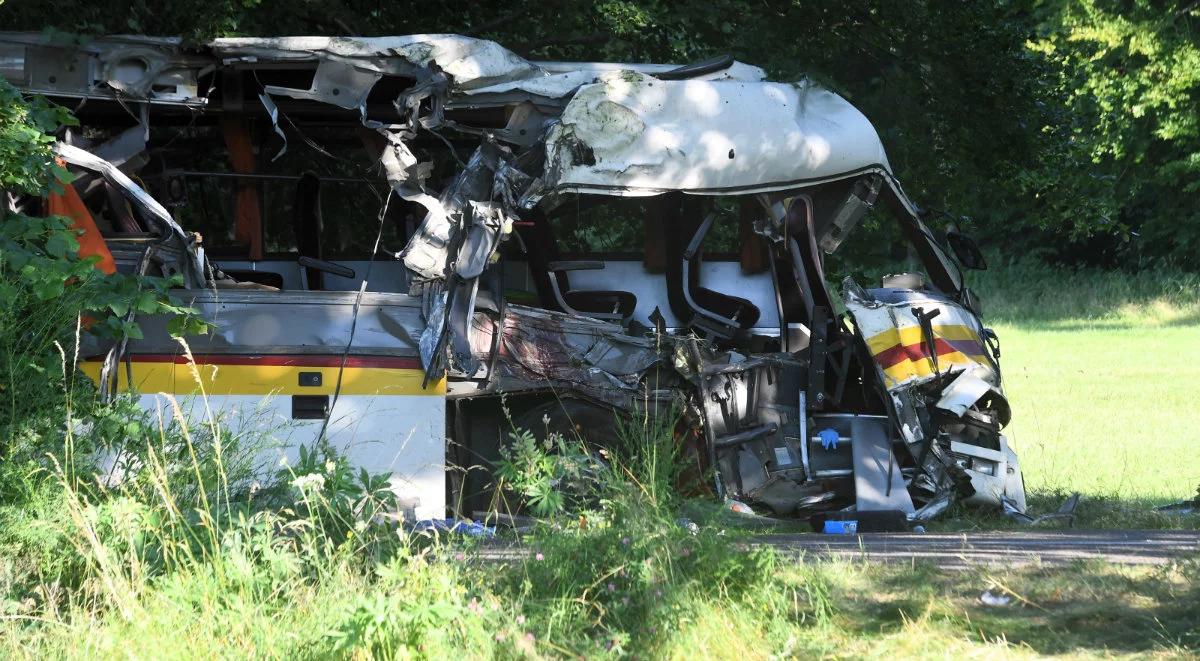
2,0,1196,268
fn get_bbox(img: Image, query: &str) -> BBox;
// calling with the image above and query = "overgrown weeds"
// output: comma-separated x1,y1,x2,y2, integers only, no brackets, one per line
488,405,784,655
0,381,804,658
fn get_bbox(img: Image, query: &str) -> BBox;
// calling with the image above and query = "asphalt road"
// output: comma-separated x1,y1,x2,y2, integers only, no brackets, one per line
476,529,1200,569
757,529,1200,569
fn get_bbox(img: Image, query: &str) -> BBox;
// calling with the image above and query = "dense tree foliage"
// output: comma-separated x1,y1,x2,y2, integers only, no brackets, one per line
1027,0,1200,266
1,0,1196,268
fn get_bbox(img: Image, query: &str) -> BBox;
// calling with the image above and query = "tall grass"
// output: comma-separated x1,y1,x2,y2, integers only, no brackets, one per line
2,276,1198,657
969,256,1200,324
0,372,824,658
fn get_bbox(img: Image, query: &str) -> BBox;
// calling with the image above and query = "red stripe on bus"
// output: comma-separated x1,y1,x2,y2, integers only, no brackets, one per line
88,354,422,370
873,337,985,370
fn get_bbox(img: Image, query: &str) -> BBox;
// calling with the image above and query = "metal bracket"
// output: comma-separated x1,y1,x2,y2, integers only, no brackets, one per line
806,305,829,409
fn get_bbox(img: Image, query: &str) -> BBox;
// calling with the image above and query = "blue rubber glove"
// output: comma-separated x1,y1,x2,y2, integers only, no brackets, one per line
818,428,840,450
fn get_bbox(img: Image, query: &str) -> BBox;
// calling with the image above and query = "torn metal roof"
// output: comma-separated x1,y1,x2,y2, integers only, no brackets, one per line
544,72,893,196
1,32,902,198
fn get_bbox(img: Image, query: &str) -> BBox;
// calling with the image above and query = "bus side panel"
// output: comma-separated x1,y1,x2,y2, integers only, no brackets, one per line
81,289,446,520
82,360,447,522
174,391,446,522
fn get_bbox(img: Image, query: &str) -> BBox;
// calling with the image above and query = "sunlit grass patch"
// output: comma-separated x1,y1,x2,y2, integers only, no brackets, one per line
991,318,1200,505
971,258,1200,324
773,557,1200,659
949,259,1200,513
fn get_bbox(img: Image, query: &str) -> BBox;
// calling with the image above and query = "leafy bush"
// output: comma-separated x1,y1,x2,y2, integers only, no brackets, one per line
279,443,400,554
0,79,74,196
490,407,782,655
495,424,607,517
0,80,204,457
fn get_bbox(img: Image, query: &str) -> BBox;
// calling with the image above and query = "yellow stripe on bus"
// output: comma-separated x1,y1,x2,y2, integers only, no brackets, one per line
79,361,445,396
864,324,981,355
880,350,990,385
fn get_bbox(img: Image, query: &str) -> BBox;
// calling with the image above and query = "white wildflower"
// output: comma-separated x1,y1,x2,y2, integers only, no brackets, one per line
325,459,337,474
291,473,326,492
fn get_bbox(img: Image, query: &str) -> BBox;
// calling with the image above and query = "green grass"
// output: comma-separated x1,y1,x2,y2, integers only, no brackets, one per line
998,320,1200,502
5,525,1198,659
780,557,1200,658
969,261,1200,520
3,259,1200,658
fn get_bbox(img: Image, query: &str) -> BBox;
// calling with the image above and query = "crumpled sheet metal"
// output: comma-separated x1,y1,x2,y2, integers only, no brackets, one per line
5,32,911,202
378,132,440,210
2,32,756,110
419,291,448,371
262,58,383,110
0,33,206,102
54,142,206,288
460,59,768,101
9,31,923,286
466,305,661,406
15,32,932,392
212,36,544,377
213,35,544,92
542,72,894,196
403,143,509,282
460,70,605,103
842,279,1006,446
214,35,772,107
456,201,510,279
936,367,995,417
842,280,998,391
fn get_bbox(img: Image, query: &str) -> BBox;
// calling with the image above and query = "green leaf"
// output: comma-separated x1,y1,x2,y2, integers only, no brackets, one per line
48,162,76,186
134,292,161,314
33,279,64,300
167,314,210,337
44,230,77,259
120,320,144,340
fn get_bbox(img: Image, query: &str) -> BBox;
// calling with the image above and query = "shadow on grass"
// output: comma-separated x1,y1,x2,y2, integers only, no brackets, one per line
845,558,1200,655
967,258,1200,326
926,491,1200,533
989,314,1200,332
1164,310,1200,328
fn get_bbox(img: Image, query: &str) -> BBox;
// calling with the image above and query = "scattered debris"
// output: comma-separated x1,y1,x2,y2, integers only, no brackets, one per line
979,590,1012,607
726,500,758,516
1004,493,1080,526
413,519,496,538
1156,501,1197,516
823,519,858,535
1154,486,1200,516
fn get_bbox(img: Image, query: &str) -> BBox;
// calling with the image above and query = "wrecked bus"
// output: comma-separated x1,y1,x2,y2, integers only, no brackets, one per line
1,33,1025,526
